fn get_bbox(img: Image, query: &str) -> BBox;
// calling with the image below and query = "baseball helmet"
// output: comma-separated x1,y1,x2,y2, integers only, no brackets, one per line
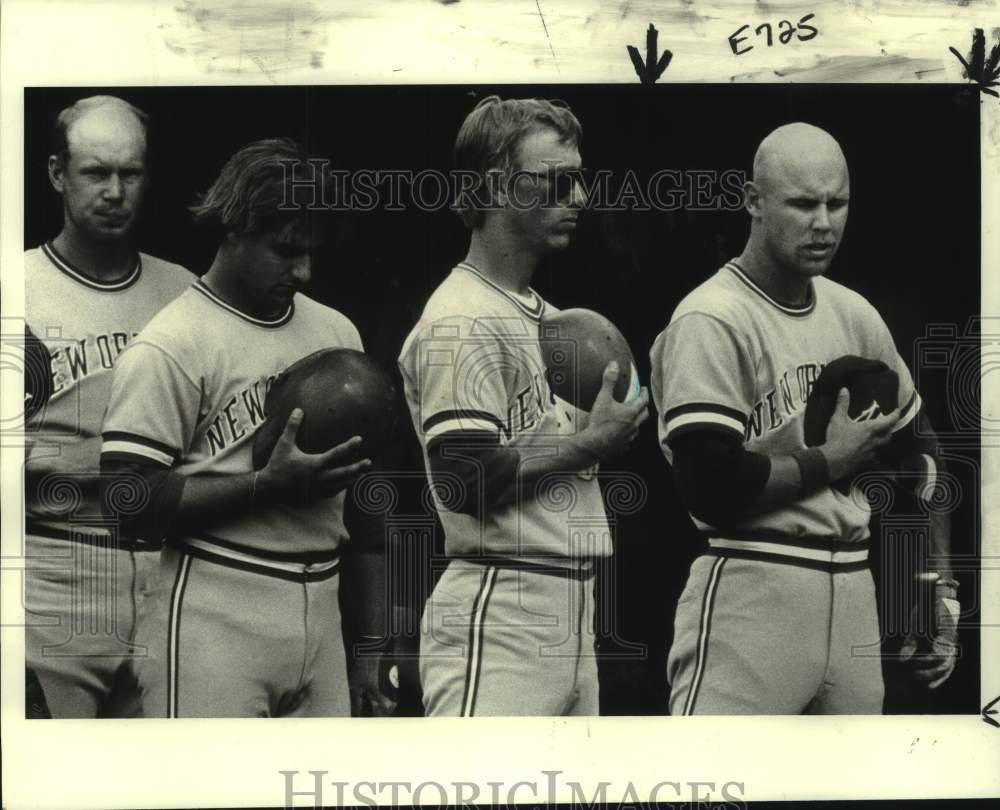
23,324,53,423
803,354,899,447
539,308,640,411
251,348,397,470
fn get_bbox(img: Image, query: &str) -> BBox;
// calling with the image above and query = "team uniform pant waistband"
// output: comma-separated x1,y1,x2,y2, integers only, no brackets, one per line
166,536,340,582
448,555,596,580
26,521,161,552
705,536,870,572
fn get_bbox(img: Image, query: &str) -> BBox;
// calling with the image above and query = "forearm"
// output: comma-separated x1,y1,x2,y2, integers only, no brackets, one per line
882,411,954,578
171,471,260,533
671,433,831,526
746,454,809,516
343,496,390,639
430,433,597,516
500,434,599,505
928,509,954,580
350,544,389,639
101,460,274,538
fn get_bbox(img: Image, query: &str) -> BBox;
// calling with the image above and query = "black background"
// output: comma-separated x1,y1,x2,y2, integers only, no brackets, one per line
24,84,981,716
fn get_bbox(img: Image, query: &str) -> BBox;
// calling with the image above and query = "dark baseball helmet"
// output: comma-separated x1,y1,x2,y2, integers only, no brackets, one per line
803,355,899,447
23,324,53,423
538,308,640,411
251,348,397,470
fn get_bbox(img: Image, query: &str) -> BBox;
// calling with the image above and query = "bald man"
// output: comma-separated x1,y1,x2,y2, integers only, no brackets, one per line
649,123,958,714
24,96,194,717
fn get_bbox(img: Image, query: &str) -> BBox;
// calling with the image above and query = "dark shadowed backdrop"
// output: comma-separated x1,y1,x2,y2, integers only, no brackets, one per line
24,83,981,715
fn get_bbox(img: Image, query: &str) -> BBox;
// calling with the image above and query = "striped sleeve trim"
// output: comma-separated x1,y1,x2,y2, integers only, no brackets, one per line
421,409,506,441
101,431,179,467
892,391,922,433
663,403,746,441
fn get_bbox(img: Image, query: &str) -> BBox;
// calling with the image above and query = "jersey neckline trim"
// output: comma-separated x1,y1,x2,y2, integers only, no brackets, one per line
456,262,545,321
192,280,294,328
725,260,816,317
42,241,141,292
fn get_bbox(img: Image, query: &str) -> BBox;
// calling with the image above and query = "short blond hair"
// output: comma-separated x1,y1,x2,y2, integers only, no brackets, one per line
452,95,582,230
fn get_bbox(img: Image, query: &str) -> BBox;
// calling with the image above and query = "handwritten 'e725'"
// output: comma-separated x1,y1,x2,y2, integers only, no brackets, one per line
729,14,818,56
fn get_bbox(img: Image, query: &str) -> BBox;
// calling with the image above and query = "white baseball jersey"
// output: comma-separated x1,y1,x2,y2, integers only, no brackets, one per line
101,280,363,556
398,262,612,562
24,242,194,537
650,260,920,544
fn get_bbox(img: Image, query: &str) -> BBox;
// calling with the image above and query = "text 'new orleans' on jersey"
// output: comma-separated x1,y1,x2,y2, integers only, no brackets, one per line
651,260,920,544
398,263,612,563
101,280,363,555
24,242,194,537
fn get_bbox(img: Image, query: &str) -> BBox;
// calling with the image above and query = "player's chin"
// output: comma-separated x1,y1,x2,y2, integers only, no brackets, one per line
271,286,298,306
87,220,135,242
795,252,836,276
543,228,575,252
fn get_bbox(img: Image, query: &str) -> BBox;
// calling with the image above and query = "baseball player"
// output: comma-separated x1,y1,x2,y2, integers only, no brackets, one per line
99,139,392,717
650,123,958,714
24,96,194,718
398,97,649,716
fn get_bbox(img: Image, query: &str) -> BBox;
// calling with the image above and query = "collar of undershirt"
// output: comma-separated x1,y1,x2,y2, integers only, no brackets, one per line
725,260,816,317
42,241,141,292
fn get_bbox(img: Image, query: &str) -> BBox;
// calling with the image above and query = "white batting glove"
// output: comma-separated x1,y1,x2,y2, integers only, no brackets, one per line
901,575,960,689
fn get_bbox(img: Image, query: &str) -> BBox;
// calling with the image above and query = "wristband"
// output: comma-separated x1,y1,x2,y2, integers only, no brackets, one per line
792,447,830,494
935,576,959,600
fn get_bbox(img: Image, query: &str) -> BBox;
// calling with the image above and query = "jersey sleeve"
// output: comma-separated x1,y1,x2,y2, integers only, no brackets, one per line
405,314,510,445
100,341,201,468
650,312,756,446
338,313,364,352
860,305,921,432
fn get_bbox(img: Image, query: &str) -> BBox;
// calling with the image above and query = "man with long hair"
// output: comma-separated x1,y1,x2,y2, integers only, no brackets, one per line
100,139,391,717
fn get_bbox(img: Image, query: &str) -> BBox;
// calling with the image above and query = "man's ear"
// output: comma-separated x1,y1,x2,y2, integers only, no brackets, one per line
487,168,509,208
48,155,65,194
743,180,763,218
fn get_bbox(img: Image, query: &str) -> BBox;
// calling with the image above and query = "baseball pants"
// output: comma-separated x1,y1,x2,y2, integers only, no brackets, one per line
25,528,160,718
667,543,883,715
133,542,349,718
420,558,599,717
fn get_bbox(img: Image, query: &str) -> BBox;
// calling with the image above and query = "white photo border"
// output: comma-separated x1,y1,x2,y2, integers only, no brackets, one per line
2,1,998,806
